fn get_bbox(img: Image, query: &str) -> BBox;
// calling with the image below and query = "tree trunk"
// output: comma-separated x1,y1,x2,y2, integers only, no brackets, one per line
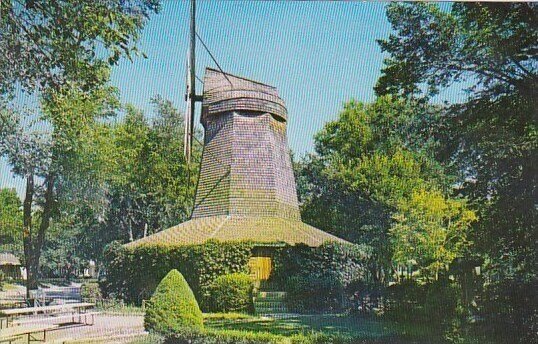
128,216,134,242
22,174,35,299
22,173,55,300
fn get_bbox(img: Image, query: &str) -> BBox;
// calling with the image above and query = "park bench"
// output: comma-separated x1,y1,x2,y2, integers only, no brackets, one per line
0,324,58,343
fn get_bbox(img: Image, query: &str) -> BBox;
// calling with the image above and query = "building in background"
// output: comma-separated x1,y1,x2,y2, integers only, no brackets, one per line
0,252,23,280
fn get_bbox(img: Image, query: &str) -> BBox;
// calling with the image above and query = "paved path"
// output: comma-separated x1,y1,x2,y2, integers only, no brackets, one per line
4,314,145,343
2,283,146,343
49,314,145,343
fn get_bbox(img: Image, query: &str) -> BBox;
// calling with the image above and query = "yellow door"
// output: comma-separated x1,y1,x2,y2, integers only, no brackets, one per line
248,257,272,281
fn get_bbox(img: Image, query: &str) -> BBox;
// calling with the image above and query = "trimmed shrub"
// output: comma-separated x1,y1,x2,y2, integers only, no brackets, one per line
144,269,204,335
208,273,253,313
80,282,102,303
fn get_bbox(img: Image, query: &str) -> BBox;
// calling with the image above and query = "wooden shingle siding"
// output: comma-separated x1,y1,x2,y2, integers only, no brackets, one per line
193,69,300,220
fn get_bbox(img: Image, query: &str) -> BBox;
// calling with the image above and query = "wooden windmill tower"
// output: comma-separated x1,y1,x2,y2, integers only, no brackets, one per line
129,0,347,281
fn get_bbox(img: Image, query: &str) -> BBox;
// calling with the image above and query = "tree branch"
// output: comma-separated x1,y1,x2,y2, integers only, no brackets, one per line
510,58,536,78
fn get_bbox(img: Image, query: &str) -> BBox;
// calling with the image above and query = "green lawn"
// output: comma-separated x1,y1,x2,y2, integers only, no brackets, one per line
204,313,439,343
128,313,503,344
127,313,444,343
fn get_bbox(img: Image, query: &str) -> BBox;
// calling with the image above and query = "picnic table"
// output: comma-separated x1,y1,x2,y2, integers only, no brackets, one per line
0,303,95,329
0,324,58,343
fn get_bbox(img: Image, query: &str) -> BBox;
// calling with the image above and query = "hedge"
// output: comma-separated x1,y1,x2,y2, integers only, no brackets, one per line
102,240,370,313
164,329,400,344
164,329,286,344
145,269,204,334
102,240,254,309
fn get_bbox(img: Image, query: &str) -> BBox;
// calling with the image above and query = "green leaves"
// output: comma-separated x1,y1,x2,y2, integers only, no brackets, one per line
297,96,471,283
145,269,204,334
101,98,199,242
102,241,254,309
0,188,23,252
207,273,253,313
390,188,476,281
377,3,537,99
0,0,160,96
376,2,537,300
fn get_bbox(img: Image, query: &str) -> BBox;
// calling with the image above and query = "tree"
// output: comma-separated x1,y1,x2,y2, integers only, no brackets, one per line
102,97,199,243
0,0,160,96
376,3,537,100
0,188,22,253
0,0,159,295
0,83,118,293
390,188,476,281
376,2,537,338
41,96,200,273
296,96,470,282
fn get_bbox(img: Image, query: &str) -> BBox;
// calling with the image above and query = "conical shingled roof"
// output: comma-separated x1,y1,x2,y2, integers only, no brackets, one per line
125,216,346,248
127,68,347,248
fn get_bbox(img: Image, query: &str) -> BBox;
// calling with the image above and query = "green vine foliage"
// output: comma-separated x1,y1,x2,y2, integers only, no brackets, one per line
102,240,254,309
272,242,370,287
103,240,369,313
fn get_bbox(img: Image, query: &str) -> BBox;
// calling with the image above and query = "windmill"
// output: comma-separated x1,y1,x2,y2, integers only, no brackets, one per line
128,0,348,288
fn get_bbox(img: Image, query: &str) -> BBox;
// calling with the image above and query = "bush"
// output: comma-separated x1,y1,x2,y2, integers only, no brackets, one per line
272,243,370,288
0,271,4,291
80,282,102,303
164,328,284,344
103,241,371,314
102,241,254,309
272,242,370,313
286,274,345,313
144,269,204,335
481,277,538,343
385,280,460,326
208,273,253,313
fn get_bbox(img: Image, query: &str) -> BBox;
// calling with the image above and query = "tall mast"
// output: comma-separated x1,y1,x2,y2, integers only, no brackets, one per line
184,0,197,164
188,0,196,162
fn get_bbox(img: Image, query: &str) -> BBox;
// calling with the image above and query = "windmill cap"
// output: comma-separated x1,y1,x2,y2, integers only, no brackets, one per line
201,68,288,123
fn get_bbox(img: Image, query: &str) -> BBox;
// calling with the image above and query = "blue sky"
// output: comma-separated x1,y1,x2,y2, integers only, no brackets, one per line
1,1,463,198
112,1,392,153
